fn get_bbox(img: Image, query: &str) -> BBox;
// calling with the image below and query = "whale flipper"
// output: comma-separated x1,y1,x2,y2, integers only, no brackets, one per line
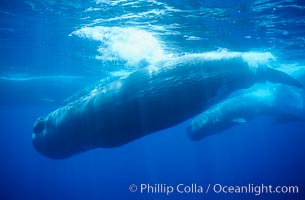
232,118,247,124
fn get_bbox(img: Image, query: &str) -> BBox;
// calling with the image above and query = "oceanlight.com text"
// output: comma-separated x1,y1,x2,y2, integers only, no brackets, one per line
213,183,299,196
129,183,299,196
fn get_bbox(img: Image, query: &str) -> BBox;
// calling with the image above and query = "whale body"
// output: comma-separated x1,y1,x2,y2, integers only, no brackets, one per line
187,83,305,140
32,55,302,159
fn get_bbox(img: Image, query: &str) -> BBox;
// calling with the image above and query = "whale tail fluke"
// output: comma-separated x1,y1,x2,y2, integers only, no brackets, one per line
262,67,303,88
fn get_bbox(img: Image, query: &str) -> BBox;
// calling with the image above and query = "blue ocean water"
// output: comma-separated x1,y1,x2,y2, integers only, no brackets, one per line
1,0,305,199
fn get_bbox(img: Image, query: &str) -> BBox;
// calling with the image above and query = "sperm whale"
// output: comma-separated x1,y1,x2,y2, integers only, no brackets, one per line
32,55,302,159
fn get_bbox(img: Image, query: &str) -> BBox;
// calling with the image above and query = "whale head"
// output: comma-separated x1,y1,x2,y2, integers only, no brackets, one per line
32,116,65,159
32,117,51,157
186,113,211,141
186,111,237,140
32,114,90,159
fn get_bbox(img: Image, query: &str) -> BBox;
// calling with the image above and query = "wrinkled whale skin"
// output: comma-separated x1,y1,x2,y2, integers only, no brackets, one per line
32,56,301,159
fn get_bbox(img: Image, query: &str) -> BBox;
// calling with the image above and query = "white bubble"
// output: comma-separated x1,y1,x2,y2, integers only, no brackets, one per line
71,26,169,66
